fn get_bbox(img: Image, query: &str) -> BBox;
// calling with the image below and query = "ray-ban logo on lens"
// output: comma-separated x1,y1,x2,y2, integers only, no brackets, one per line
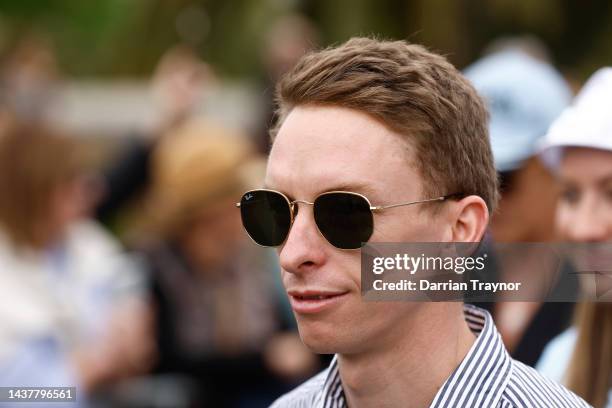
245,194,253,200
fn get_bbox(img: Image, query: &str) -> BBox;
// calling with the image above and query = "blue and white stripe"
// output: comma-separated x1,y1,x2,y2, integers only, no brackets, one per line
270,305,591,408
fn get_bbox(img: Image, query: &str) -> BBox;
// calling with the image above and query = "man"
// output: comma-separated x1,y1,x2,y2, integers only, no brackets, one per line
237,38,589,407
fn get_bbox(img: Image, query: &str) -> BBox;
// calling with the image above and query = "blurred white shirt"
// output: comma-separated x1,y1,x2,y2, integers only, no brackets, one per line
0,220,145,406
537,327,612,408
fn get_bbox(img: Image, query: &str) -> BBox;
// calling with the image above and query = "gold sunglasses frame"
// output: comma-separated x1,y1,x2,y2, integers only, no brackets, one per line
236,188,461,250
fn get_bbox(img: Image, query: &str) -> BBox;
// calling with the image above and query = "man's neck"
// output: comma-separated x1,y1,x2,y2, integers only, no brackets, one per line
338,303,476,408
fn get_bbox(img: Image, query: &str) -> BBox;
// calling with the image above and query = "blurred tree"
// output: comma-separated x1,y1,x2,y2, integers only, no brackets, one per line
0,0,610,81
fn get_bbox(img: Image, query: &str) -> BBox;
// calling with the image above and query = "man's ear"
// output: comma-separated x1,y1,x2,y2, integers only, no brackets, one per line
449,195,489,242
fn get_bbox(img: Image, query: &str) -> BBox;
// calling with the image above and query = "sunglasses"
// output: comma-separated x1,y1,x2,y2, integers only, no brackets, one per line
236,189,462,250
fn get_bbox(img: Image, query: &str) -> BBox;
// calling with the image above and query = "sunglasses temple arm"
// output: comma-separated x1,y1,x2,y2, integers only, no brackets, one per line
372,196,449,211
236,193,462,210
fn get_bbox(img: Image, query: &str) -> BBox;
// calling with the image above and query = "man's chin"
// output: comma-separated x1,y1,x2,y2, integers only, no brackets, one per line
296,319,352,354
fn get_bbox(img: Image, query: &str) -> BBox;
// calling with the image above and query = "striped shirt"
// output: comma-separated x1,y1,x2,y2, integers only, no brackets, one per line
271,304,591,408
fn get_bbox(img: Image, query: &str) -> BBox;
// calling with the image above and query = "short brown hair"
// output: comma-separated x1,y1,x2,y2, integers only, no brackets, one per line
0,121,85,248
272,37,498,213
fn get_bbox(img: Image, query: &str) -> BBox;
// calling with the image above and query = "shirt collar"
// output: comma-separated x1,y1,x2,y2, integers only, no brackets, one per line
318,305,512,408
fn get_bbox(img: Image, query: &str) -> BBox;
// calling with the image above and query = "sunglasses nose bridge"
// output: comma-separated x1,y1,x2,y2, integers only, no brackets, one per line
290,199,314,205
284,199,330,250
289,199,315,215
286,200,316,235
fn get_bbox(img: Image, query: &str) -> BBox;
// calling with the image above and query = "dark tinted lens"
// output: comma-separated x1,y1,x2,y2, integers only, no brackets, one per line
240,190,291,246
314,192,373,249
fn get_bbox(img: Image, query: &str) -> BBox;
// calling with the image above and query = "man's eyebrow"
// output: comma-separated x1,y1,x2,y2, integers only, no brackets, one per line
261,182,378,199
260,183,293,199
315,182,378,197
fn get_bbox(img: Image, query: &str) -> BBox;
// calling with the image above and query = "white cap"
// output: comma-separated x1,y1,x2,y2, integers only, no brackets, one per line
464,49,572,172
539,67,612,170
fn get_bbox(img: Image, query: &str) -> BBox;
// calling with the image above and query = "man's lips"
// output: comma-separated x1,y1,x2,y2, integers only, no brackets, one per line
287,290,349,314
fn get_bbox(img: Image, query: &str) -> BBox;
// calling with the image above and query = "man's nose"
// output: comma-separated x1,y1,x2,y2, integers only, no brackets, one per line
278,203,327,275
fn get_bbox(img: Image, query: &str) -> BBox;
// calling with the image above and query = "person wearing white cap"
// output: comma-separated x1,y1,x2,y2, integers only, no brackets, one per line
536,67,612,408
464,46,574,367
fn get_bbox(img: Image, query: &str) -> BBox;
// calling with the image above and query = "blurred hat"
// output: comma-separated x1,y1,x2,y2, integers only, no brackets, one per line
539,67,612,170
150,118,263,235
464,49,572,172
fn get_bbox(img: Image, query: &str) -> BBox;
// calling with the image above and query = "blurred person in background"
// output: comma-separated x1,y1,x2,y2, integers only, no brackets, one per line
464,40,574,366
137,119,319,407
537,67,612,408
256,13,319,154
0,121,155,407
95,45,214,226
0,33,60,121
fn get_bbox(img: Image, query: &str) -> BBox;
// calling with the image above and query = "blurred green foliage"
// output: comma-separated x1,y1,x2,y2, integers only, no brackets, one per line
0,0,610,81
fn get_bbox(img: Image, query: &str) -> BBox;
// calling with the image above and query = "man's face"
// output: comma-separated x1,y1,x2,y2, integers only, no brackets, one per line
265,105,451,354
